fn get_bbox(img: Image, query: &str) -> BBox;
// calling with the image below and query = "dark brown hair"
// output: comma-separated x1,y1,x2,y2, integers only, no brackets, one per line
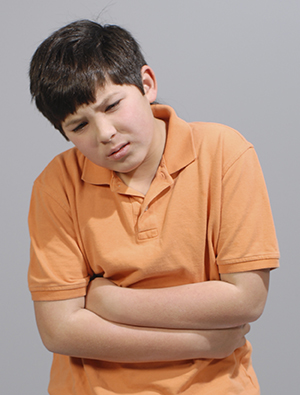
29,20,147,139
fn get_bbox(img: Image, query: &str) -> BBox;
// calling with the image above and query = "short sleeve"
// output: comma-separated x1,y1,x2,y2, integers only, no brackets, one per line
216,146,279,273
28,180,90,301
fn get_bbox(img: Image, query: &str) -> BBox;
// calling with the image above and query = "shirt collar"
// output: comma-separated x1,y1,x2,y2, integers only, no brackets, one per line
81,104,196,185
152,104,196,174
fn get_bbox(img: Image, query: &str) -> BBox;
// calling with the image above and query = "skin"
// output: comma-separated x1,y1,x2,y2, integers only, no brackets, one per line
85,270,270,330
34,65,267,363
34,297,250,362
62,66,166,195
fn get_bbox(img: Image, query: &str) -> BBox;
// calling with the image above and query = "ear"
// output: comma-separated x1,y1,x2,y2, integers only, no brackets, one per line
140,65,158,103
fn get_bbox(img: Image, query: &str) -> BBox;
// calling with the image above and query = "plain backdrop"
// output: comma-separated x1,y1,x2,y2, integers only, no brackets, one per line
1,1,299,393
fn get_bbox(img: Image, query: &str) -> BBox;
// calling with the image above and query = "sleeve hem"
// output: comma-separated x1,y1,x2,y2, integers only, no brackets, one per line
218,258,279,274
30,284,88,301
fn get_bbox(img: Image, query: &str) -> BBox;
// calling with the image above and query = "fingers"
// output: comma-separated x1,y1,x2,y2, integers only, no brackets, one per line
241,323,251,336
238,324,250,349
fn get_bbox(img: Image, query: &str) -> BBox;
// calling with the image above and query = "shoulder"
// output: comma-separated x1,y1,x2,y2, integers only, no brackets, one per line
189,121,254,175
189,121,252,151
34,147,84,187
32,147,85,208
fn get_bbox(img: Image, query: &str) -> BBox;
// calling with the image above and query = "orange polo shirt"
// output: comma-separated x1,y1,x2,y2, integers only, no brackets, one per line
28,105,279,394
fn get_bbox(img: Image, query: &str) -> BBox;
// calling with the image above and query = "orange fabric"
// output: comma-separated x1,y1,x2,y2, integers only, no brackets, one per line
28,105,279,394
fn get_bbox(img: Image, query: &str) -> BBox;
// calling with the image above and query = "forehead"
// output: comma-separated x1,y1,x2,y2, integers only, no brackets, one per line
93,81,124,103
82,81,142,110
70,82,123,115
63,82,139,126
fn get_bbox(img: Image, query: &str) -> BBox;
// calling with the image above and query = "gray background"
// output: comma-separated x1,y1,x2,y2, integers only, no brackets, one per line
1,0,299,393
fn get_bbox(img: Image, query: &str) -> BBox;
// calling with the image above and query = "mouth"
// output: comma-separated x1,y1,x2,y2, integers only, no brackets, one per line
108,143,130,160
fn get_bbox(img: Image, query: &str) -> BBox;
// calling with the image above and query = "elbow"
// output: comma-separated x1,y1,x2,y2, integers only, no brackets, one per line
221,269,270,326
38,325,66,354
34,298,86,355
42,338,58,354
35,315,77,355
238,297,267,325
39,326,84,356
248,300,266,323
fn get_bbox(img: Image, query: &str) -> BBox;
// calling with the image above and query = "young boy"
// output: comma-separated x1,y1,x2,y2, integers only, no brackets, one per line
28,19,279,395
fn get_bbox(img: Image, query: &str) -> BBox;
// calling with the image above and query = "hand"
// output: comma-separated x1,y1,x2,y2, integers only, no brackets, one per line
200,324,250,359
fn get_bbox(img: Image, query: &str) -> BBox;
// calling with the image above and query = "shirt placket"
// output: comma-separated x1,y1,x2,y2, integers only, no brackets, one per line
136,163,174,241
110,163,174,241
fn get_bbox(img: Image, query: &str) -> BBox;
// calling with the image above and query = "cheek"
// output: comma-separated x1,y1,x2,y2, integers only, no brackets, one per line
118,107,137,126
128,112,153,142
120,100,151,129
70,136,98,158
71,131,97,148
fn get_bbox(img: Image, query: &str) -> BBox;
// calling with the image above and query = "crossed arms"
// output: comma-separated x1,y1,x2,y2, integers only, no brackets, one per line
34,269,269,363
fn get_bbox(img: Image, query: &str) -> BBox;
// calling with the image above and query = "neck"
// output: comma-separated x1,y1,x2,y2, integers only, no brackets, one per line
117,118,166,195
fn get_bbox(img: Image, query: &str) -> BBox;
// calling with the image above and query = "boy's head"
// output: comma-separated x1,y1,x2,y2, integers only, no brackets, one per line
29,19,147,139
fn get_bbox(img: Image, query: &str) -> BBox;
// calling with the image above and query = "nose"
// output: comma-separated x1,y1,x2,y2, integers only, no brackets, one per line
94,116,116,144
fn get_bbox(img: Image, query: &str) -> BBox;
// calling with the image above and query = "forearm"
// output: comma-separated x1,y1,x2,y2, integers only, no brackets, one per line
86,270,269,330
34,299,247,362
49,309,201,362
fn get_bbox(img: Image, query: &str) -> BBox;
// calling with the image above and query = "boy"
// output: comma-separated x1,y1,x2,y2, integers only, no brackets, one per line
28,19,279,394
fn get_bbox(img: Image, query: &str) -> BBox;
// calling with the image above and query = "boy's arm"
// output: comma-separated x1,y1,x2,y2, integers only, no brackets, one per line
33,297,249,362
85,269,269,330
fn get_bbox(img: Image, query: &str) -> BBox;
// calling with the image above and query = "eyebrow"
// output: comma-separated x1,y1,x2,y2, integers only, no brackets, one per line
63,91,122,128
64,118,86,128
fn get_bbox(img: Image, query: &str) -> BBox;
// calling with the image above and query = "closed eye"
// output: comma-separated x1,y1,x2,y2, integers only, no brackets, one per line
72,121,88,132
105,99,121,112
